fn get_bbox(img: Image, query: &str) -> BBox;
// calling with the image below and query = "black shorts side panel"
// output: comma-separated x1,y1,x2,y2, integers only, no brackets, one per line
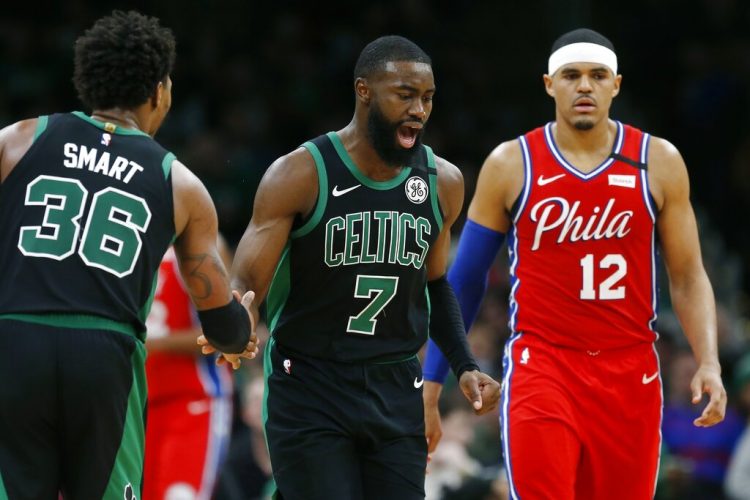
0,320,145,500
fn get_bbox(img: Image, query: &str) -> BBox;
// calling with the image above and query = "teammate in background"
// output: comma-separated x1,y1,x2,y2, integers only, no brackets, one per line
143,236,234,500
422,28,727,499
222,36,501,499
0,11,255,500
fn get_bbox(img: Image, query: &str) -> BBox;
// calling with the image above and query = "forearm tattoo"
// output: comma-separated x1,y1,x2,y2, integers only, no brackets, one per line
182,252,228,301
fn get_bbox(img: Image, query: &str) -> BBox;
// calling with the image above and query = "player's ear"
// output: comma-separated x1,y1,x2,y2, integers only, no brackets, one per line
151,80,164,109
612,74,622,98
355,77,371,105
543,74,555,98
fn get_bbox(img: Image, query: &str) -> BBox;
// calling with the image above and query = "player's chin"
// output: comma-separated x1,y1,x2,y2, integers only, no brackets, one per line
572,118,595,131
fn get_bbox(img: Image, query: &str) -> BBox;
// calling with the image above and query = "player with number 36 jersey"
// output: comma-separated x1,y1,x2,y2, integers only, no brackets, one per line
0,11,253,500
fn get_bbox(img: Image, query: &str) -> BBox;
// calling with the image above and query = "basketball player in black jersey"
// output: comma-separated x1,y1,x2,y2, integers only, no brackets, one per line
0,11,255,499
219,36,501,499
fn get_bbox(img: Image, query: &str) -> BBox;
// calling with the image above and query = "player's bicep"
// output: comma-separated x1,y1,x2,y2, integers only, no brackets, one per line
172,162,231,309
657,191,704,284
467,141,523,233
231,151,317,302
423,219,454,281
652,141,705,283
231,206,295,303
425,158,464,281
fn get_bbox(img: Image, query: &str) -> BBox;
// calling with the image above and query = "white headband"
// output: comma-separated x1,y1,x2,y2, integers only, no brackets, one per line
548,42,618,76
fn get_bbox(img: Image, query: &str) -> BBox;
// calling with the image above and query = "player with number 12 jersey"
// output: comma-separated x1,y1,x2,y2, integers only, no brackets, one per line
510,120,657,350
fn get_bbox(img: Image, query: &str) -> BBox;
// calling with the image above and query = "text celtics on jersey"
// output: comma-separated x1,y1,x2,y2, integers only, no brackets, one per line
324,211,432,269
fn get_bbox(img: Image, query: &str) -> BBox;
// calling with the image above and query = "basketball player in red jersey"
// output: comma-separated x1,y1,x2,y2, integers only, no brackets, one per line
422,28,727,499
143,239,234,500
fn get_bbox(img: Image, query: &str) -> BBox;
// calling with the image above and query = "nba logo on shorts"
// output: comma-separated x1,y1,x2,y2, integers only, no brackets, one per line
520,347,530,365
283,359,292,374
405,176,428,204
124,483,136,500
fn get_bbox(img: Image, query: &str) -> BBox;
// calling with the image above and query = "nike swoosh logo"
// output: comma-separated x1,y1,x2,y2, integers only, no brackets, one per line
332,184,361,197
413,377,424,389
642,371,659,384
537,174,566,186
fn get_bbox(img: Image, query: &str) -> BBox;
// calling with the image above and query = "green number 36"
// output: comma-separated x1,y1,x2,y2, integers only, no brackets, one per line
18,175,151,277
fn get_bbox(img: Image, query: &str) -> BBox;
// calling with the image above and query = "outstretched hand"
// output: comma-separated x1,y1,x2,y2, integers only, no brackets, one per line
691,363,727,427
197,290,258,370
458,370,501,415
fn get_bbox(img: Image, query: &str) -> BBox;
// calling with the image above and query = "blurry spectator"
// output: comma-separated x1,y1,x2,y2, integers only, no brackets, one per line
425,406,482,498
662,349,745,499
214,341,273,500
725,353,750,500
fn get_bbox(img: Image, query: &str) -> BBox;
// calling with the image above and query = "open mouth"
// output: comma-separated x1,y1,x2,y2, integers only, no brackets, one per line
397,123,422,149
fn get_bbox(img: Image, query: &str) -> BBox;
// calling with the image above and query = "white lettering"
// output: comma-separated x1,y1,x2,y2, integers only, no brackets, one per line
608,211,633,238
122,161,143,184
530,197,568,251
93,152,110,175
108,157,129,180
63,143,78,168
61,143,143,184
78,146,98,171
530,197,634,250
608,174,636,188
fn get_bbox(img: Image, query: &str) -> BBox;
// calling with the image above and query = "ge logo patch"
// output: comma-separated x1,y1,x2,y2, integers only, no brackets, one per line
405,176,428,204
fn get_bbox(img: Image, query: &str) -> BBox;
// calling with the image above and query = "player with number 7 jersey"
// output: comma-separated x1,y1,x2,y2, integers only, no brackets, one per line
231,36,500,500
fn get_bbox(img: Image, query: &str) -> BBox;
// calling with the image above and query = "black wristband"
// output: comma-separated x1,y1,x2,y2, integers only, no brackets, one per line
455,364,480,382
427,275,480,379
197,299,251,354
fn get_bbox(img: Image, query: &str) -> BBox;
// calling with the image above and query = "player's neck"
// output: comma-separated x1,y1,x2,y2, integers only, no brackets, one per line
552,118,617,173
553,118,615,153
90,108,145,133
336,122,406,182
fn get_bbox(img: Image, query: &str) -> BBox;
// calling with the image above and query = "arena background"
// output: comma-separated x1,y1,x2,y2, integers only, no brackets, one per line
3,1,750,499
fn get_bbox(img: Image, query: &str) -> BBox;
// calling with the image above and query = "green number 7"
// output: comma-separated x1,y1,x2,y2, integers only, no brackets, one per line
346,275,399,335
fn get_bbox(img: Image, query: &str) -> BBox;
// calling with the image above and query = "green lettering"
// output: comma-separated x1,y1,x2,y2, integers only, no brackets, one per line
324,217,345,266
414,217,431,269
344,212,363,265
398,213,416,267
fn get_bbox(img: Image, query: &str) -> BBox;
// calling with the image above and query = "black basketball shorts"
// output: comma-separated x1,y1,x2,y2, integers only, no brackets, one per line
263,337,428,500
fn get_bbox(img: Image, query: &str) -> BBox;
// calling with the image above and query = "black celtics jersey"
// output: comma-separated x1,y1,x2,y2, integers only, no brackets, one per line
0,112,175,340
266,132,443,363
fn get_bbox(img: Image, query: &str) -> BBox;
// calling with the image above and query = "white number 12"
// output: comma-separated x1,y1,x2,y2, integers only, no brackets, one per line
580,253,627,300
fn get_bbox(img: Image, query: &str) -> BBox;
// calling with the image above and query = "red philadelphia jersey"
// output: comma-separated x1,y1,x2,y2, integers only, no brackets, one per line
509,121,657,350
146,248,232,401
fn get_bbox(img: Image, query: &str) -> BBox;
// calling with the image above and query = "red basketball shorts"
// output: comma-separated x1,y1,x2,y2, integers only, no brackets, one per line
500,333,662,500
143,396,231,500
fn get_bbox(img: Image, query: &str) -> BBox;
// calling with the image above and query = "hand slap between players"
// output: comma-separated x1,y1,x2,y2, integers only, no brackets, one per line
458,370,501,415
197,290,259,370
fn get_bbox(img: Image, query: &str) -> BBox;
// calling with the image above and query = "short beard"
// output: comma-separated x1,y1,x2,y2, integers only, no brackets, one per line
574,119,595,131
366,102,423,168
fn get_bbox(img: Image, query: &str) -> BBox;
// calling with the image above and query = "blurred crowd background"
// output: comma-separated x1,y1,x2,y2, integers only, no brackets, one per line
3,0,750,498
